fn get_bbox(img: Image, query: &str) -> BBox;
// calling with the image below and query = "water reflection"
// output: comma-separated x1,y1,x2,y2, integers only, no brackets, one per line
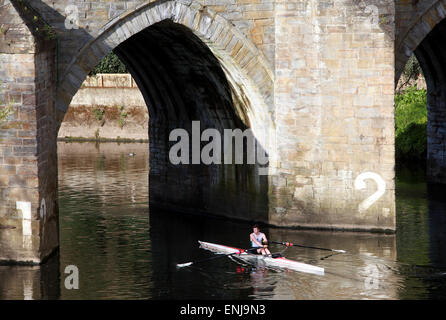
427,183,446,268
0,253,60,300
58,142,152,299
0,143,445,299
395,166,446,299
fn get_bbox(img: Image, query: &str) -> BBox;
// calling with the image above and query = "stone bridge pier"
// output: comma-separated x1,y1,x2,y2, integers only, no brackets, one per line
3,0,441,264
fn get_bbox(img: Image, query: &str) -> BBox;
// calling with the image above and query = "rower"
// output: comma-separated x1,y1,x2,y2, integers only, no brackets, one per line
250,224,271,256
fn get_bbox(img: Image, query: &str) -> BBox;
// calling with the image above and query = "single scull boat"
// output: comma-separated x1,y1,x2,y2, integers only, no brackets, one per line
198,241,324,276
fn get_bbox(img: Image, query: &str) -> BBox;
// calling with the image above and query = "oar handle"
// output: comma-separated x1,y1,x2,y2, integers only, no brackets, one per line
271,241,294,247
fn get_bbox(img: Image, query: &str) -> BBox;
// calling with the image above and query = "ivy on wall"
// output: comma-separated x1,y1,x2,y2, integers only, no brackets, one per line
90,52,127,75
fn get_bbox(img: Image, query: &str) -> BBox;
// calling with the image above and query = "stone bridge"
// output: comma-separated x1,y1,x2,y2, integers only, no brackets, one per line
0,0,444,264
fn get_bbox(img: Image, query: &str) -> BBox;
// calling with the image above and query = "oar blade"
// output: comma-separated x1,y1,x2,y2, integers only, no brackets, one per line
176,262,193,268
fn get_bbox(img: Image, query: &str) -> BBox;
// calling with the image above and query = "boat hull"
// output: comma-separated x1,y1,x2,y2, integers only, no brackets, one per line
198,241,324,276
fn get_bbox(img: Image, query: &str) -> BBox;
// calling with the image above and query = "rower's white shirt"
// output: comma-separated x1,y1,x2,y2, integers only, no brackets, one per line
251,232,265,248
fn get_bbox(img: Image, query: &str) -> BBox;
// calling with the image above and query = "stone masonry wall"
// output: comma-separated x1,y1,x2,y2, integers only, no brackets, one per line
29,0,275,80
271,0,396,230
35,40,59,263
58,74,149,141
0,0,58,263
0,51,42,263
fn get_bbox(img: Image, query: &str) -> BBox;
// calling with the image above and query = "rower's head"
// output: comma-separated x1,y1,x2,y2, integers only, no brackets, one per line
253,224,260,234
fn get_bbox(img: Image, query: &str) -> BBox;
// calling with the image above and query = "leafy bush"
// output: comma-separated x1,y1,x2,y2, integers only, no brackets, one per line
403,55,422,81
93,108,104,120
397,55,423,93
90,52,127,75
395,86,427,162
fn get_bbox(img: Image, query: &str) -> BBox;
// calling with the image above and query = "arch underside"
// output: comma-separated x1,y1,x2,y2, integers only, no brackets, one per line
414,18,446,183
395,0,446,83
116,20,269,220
395,1,446,183
57,1,275,222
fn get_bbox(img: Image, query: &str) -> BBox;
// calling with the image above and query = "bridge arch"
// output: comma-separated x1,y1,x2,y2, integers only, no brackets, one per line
54,0,276,226
395,0,446,82
396,0,446,183
56,0,275,154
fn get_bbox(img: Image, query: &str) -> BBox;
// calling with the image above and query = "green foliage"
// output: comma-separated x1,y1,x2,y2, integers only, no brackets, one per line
118,105,127,129
42,23,57,40
93,108,105,126
0,105,12,123
93,108,104,119
0,80,13,124
403,55,423,81
395,86,427,162
90,52,127,75
397,55,423,93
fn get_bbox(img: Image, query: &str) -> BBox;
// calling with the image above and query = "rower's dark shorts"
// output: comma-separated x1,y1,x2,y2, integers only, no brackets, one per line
251,247,262,255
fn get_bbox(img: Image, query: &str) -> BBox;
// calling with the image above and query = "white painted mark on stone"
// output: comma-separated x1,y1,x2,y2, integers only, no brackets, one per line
17,201,32,236
17,201,32,249
354,172,386,214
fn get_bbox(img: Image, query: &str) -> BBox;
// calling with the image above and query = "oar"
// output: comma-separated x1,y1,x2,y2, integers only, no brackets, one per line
176,247,258,268
270,241,346,253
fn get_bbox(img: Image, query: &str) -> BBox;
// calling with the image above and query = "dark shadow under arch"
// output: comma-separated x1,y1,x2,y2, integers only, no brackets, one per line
112,20,270,222
414,18,446,184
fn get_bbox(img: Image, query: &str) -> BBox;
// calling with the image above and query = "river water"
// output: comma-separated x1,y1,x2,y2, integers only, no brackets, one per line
0,142,445,300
